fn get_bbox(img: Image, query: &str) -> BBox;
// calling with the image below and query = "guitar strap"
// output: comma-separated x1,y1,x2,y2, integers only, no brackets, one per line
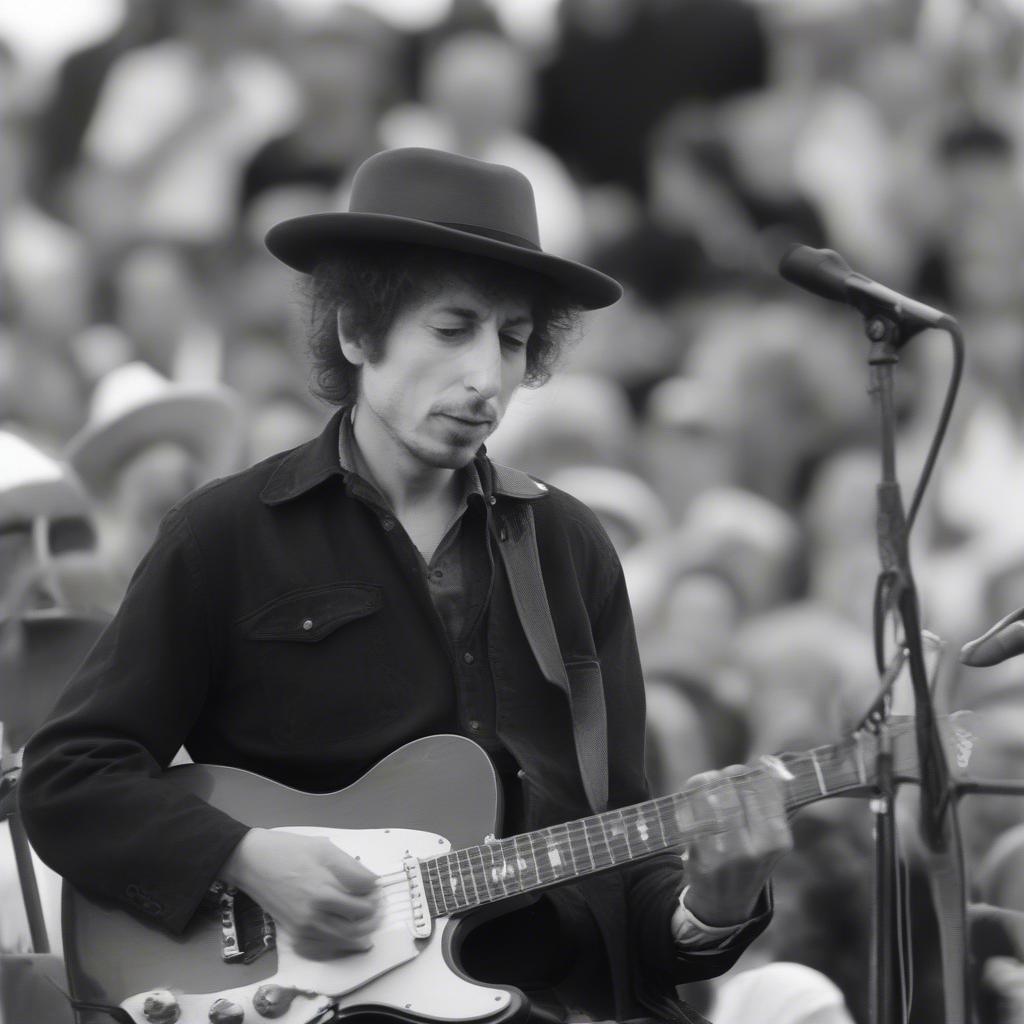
489,463,609,815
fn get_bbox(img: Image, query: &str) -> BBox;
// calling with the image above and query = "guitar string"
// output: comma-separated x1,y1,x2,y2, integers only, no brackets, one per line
426,752,858,876
417,752,868,913
418,817,766,914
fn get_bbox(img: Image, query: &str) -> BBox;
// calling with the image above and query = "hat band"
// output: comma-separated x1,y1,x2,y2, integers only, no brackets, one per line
436,221,541,251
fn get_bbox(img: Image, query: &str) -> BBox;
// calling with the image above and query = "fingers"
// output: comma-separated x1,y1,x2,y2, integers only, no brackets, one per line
321,843,380,895
681,765,791,868
730,764,792,862
311,889,381,922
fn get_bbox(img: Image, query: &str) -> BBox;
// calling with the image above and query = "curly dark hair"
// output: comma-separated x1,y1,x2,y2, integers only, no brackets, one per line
300,242,584,406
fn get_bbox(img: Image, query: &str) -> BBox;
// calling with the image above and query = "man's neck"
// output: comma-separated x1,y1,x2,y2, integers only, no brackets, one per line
350,404,461,516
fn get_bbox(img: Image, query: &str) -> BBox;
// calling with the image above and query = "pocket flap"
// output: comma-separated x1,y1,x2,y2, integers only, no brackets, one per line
243,583,382,642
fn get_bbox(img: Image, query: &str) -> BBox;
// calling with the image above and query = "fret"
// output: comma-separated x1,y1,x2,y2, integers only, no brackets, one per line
484,841,509,896
551,823,578,877
424,859,447,916
471,845,494,901
500,839,522,892
610,809,633,860
588,817,617,868
810,749,828,795
439,853,465,910
621,804,653,854
512,834,534,888
532,831,548,880
595,815,616,866
655,796,681,846
525,830,546,885
577,819,597,870
460,847,481,905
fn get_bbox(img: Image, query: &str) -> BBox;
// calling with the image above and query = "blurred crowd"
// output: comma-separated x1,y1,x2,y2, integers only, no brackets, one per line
4,0,1024,1020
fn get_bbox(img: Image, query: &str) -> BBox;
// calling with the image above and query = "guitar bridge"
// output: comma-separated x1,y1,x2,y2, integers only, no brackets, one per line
403,856,432,938
210,883,276,964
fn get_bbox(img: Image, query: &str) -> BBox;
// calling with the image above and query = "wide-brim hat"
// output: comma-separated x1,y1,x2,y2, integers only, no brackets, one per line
0,432,92,529
66,362,245,495
265,147,623,310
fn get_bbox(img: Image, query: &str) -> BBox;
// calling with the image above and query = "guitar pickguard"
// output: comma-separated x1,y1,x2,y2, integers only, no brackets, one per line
119,826,512,1023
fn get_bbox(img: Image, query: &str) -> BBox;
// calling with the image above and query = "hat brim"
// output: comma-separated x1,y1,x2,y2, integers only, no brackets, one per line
265,212,623,310
67,390,244,495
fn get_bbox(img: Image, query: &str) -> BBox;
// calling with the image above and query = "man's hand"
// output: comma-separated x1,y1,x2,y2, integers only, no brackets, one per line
676,764,792,927
221,829,381,960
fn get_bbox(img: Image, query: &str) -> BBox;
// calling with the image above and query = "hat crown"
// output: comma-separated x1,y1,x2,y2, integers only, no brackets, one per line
88,362,176,427
348,148,541,249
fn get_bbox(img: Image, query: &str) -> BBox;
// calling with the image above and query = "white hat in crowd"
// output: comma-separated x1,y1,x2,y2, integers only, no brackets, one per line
66,362,245,495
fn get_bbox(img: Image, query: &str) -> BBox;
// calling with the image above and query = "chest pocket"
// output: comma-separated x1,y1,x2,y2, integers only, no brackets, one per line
236,582,407,750
245,583,382,642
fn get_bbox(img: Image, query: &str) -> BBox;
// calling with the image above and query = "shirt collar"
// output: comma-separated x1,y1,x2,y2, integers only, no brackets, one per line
260,405,548,507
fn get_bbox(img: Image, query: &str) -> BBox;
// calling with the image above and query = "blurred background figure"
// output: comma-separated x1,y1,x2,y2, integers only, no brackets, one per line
64,362,245,612
381,28,586,257
75,0,297,252
0,432,110,964
241,6,397,214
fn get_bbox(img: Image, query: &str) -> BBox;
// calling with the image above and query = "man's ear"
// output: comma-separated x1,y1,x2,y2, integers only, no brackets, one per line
337,310,366,366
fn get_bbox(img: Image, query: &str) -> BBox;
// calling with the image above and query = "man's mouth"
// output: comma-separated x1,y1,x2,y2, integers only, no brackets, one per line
438,412,494,426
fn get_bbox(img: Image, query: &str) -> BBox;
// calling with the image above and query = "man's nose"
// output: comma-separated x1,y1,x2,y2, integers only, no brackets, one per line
463,327,503,398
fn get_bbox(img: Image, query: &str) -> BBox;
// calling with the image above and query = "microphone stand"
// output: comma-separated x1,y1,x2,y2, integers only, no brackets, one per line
863,313,965,1024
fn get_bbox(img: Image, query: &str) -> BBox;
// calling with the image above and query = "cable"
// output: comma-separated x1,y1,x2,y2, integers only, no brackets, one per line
905,318,965,535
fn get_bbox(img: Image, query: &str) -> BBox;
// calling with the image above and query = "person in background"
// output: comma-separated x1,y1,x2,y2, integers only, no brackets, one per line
240,7,395,214
0,433,108,962
64,362,245,612
381,29,587,258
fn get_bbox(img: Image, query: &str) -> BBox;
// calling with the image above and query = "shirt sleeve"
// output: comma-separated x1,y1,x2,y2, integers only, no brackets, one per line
18,506,250,934
671,885,750,949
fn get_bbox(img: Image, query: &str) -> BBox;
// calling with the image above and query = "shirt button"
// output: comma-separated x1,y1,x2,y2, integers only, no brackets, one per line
302,619,313,631
432,569,443,579
463,651,475,664
468,720,481,731
488,496,497,506
381,517,395,531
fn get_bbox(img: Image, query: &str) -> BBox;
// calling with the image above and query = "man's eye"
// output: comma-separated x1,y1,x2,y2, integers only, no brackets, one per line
501,335,528,350
434,326,466,339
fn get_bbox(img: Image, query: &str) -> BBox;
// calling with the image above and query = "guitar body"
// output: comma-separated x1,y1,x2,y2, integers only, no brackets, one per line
63,735,530,1023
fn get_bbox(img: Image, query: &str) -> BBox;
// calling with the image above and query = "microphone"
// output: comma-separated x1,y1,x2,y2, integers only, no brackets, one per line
779,245,951,334
961,606,1024,667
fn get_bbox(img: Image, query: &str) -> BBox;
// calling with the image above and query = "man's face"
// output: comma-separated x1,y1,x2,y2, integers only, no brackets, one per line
346,279,533,470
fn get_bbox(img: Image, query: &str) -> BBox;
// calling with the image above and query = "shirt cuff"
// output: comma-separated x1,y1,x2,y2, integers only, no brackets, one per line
670,885,751,951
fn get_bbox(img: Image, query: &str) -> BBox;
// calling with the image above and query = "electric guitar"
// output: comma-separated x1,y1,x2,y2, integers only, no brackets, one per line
62,714,984,1023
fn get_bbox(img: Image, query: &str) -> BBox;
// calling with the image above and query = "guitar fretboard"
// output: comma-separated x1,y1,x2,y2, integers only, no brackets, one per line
418,732,880,918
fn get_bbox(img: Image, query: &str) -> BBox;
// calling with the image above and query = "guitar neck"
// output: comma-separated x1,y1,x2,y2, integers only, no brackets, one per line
417,732,878,918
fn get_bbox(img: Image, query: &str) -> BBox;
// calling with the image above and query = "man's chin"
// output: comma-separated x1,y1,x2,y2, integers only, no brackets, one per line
405,432,481,470
418,444,480,470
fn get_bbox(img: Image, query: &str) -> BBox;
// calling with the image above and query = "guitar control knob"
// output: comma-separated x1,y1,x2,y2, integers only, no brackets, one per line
252,985,297,1018
142,990,181,1023
209,997,245,1023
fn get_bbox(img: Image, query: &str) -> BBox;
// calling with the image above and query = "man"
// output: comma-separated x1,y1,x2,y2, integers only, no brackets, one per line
20,149,789,1022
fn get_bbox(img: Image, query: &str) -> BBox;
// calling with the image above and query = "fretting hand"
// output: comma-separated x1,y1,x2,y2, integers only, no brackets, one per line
676,764,792,926
221,829,381,959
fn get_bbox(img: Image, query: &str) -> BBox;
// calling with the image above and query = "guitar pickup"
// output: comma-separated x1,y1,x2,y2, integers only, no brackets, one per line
209,883,276,964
